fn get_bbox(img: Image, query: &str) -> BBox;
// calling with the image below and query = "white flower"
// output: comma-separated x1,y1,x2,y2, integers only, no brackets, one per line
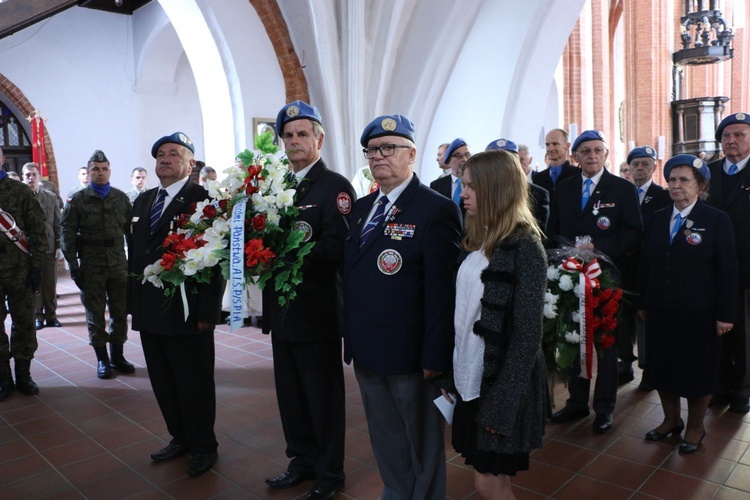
266,208,280,226
142,262,164,288
190,200,213,224
204,218,230,244
275,189,296,209
545,290,559,305
573,283,582,297
558,274,574,291
547,266,560,281
543,303,558,319
572,312,581,323
564,332,581,344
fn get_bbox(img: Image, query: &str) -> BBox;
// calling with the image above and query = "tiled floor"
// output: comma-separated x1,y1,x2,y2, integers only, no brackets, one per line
1,274,750,499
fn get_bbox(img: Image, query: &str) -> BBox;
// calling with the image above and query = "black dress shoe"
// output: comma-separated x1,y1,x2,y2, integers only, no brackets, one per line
308,484,342,500
617,369,635,385
729,397,750,414
47,319,62,328
188,451,217,477
266,470,315,489
645,419,684,441
550,407,589,423
35,320,44,330
593,413,613,434
638,379,653,392
151,442,190,461
709,393,731,407
679,429,706,454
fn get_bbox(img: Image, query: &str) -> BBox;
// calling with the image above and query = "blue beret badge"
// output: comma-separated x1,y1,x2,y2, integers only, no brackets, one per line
286,105,300,119
381,118,397,131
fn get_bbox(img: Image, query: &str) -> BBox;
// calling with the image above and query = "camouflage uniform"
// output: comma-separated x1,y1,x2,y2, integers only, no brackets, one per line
61,186,132,348
0,177,47,362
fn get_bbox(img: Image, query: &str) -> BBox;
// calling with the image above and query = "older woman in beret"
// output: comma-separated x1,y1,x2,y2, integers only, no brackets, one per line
637,154,738,454
447,150,549,498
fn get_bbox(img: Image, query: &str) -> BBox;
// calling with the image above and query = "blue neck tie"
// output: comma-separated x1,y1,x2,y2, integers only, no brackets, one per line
581,179,592,211
150,189,168,234
550,166,561,185
670,213,682,244
452,180,462,205
637,187,644,204
360,195,389,247
729,164,739,175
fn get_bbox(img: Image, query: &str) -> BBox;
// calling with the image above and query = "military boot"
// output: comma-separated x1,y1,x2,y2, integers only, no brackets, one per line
0,359,14,401
14,359,39,396
109,343,135,374
94,346,112,379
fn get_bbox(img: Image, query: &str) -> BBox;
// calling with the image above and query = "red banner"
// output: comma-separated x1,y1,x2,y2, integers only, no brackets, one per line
29,111,47,177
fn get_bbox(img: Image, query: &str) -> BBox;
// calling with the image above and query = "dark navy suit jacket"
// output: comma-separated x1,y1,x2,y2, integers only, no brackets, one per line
532,161,579,196
343,175,461,376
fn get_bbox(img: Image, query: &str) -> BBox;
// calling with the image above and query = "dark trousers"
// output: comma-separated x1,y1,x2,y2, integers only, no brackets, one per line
36,253,58,322
140,330,217,454
354,364,446,500
271,335,345,489
566,344,618,414
717,288,750,399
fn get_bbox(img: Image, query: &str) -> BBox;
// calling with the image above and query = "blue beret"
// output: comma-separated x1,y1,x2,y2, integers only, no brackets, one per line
151,132,195,158
444,138,468,164
571,129,606,152
485,138,518,153
715,112,750,142
276,100,322,136
626,146,657,164
663,154,711,182
360,114,416,147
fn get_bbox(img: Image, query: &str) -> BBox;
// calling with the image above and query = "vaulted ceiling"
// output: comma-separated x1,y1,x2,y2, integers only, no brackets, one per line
0,0,152,40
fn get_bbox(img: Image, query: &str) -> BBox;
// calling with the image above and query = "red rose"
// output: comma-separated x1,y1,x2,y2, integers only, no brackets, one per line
187,202,198,213
218,199,229,211
203,205,217,218
160,252,178,271
252,214,266,231
599,333,616,349
245,184,260,195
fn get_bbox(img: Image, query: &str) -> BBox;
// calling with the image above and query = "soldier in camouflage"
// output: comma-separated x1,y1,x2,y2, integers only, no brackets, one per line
0,146,47,401
61,150,134,379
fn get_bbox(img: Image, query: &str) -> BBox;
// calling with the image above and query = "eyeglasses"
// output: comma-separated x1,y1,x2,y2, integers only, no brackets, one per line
577,147,607,156
362,144,412,159
450,152,472,161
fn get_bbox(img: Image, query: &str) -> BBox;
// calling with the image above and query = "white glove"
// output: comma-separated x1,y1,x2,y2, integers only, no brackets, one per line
55,248,64,261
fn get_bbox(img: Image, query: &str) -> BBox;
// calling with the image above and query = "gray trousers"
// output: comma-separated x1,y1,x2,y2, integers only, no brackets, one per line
354,364,446,500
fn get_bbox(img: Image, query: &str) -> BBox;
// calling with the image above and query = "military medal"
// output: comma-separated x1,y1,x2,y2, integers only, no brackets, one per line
687,232,702,245
384,223,416,240
592,201,601,216
377,249,403,275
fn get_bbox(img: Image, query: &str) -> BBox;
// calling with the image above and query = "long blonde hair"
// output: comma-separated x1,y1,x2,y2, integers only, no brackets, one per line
460,150,542,259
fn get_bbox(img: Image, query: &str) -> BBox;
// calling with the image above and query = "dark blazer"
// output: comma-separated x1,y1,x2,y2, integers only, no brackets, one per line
128,181,224,334
532,161,579,195
262,159,355,342
343,175,462,376
547,169,643,268
640,182,672,219
638,200,738,321
429,174,465,216
529,183,550,236
706,159,750,287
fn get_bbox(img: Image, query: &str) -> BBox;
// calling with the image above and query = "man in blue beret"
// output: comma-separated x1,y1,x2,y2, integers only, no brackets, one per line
547,129,643,433
533,128,579,196
706,112,750,413
128,131,225,477
263,101,354,499
486,138,550,235
618,146,671,390
430,137,470,215
343,115,461,499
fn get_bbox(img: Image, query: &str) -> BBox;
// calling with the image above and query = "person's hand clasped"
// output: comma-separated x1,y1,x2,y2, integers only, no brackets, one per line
423,369,441,380
717,321,733,337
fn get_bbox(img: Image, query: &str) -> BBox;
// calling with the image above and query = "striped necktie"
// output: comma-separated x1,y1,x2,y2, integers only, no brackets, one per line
150,189,168,234
360,195,388,247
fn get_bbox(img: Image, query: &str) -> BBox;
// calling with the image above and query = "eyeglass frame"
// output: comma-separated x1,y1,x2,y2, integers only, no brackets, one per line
362,144,412,159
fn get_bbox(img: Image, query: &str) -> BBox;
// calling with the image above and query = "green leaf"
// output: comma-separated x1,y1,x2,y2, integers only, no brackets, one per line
254,131,279,155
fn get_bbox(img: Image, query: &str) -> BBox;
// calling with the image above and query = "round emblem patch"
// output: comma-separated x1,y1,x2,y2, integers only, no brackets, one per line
294,221,313,242
687,232,702,245
377,249,402,275
595,130,605,140
337,192,352,214
286,105,300,118
496,139,507,148
693,158,703,168
381,118,397,131
645,146,654,155
596,216,611,230
737,112,746,121
179,133,192,146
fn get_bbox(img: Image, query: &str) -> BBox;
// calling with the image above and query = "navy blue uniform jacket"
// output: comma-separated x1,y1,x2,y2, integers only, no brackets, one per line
262,159,355,341
343,175,462,376
128,181,224,335
638,200,738,321
532,161,579,195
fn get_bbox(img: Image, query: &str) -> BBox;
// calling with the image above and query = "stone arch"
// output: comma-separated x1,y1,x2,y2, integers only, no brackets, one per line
0,73,57,186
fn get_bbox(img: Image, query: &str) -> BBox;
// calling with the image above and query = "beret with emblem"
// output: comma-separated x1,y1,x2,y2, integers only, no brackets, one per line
485,138,518,153
571,129,607,152
663,154,711,181
715,112,750,142
443,138,468,164
88,150,109,163
360,114,416,147
276,100,322,136
151,132,195,158
626,145,657,164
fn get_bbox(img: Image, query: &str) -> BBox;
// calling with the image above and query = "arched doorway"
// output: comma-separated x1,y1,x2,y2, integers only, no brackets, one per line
0,101,32,173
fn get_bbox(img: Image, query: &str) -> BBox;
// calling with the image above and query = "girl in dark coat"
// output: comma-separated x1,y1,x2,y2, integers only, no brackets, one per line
446,150,549,499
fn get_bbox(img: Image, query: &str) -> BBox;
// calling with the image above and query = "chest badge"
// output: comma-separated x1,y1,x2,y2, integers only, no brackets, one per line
377,249,402,275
